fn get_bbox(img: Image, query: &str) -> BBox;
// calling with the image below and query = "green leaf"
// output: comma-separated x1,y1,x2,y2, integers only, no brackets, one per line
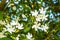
0,11,3,20
24,27,30,33
54,35,60,40
0,37,11,40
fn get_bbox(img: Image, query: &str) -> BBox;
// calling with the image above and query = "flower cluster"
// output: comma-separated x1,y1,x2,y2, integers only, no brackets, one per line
31,7,49,32
0,0,50,40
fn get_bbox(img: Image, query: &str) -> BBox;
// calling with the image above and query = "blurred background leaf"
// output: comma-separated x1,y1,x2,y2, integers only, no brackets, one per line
0,37,11,40
0,11,3,20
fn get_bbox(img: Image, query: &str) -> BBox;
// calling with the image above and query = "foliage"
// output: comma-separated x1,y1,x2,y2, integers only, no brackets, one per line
0,0,60,40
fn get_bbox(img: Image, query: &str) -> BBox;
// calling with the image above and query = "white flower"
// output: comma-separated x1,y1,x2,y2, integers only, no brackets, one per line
5,24,15,34
5,24,12,28
0,32,6,38
22,14,28,21
6,0,9,3
16,23,24,30
11,14,19,22
22,17,28,21
39,7,48,14
39,24,49,32
49,13,54,18
35,7,48,21
14,0,20,4
10,20,18,26
22,14,26,18
11,14,16,20
36,14,48,21
8,3,14,7
15,34,20,40
32,22,41,31
36,17,41,21
37,1,41,4
36,15,42,21
0,0,2,3
11,15,19,22
6,27,15,34
2,28,7,33
39,7,46,14
19,5,23,11
42,2,45,7
16,36,19,40
41,15,48,21
26,33,32,40
57,13,60,16
0,20,6,25
31,10,38,17
12,6,16,11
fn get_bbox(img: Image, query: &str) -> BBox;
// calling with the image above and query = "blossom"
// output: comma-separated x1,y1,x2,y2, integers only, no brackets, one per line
39,7,46,14
10,20,18,26
2,28,7,33
31,10,38,17
22,17,28,21
0,20,6,25
14,0,20,4
49,13,54,18
26,33,33,40
5,24,15,34
0,32,6,38
15,36,19,40
6,0,9,3
52,0,58,4
32,22,41,31
0,0,2,3
6,27,15,34
19,5,23,11
35,7,48,21
39,24,49,32
36,15,42,21
37,1,41,4
8,3,14,7
12,6,16,11
22,14,26,18
39,7,48,14
15,34,20,40
57,13,60,16
11,14,16,20
36,14,48,21
22,14,28,21
16,23,24,30
42,2,45,7
42,15,48,21
5,24,12,28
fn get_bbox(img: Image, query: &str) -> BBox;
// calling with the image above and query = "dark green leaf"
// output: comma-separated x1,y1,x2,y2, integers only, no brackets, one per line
0,11,3,20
